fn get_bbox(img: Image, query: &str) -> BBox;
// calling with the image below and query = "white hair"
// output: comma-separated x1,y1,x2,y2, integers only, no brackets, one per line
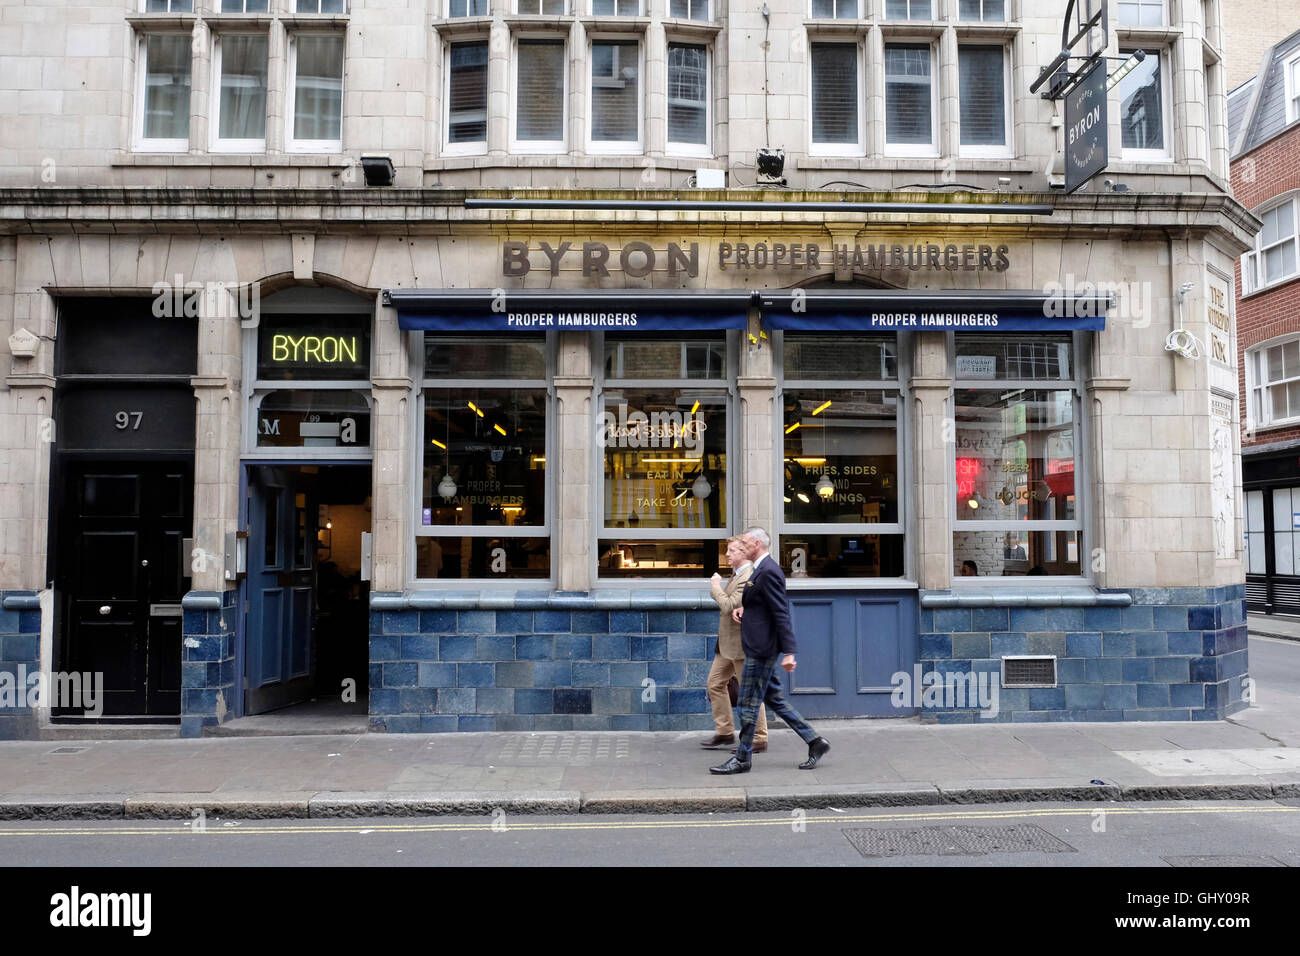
743,526,771,551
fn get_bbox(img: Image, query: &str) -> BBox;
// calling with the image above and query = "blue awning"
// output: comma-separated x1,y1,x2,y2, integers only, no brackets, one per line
387,289,751,332
759,290,1111,332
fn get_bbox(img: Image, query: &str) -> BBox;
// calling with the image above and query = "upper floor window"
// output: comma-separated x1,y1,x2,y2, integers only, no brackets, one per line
144,0,193,10
810,42,860,154
514,39,566,150
886,0,932,19
220,0,269,11
1118,0,1164,27
296,0,347,12
135,33,191,152
885,43,936,154
958,44,1010,155
517,0,567,12
1286,53,1300,124
669,0,710,20
959,0,1004,21
590,39,641,151
1118,47,1168,159
212,33,269,151
667,42,709,150
447,41,488,149
1247,336,1300,429
1244,197,1299,294
287,33,344,151
448,0,488,15
592,0,642,14
810,0,857,17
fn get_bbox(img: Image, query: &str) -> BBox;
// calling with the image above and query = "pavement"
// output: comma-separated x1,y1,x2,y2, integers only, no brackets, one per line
0,627,1295,820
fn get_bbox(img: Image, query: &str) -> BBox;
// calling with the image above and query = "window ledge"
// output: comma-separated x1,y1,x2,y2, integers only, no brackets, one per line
125,14,199,29
503,14,576,29
1242,273,1300,300
201,13,275,27
432,16,493,36
794,156,1036,172
1247,418,1300,435
277,15,350,28
1086,376,1131,391
579,15,650,33
788,578,918,590
1115,26,1182,45
923,587,1130,608
878,20,944,40
112,151,346,167
804,19,871,38
375,588,718,610
661,17,722,38
953,22,1020,40
426,153,721,170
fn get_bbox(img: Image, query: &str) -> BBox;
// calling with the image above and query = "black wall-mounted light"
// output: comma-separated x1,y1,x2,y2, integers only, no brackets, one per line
360,155,396,187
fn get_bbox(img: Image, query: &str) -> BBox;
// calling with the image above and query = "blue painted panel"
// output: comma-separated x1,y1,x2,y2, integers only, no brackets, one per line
257,589,283,686
789,600,835,693
858,597,905,692
289,586,311,680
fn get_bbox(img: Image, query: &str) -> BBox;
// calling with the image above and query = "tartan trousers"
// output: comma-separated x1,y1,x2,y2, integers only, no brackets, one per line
735,654,819,762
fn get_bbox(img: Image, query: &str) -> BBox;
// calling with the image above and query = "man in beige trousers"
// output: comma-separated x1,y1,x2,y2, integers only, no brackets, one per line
700,537,769,751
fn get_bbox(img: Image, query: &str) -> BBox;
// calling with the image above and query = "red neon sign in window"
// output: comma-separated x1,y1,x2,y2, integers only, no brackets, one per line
956,457,982,498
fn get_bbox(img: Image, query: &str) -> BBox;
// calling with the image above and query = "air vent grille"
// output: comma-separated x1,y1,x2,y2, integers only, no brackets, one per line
1002,656,1056,687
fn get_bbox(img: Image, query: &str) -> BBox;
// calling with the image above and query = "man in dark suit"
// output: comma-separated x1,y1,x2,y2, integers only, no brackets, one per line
709,526,830,775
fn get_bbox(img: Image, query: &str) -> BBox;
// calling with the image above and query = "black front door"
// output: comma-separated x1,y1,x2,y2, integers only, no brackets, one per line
56,461,191,716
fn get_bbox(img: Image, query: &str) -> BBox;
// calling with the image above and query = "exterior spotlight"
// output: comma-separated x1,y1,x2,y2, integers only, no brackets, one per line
437,473,458,501
1106,49,1146,91
361,154,396,187
815,475,835,498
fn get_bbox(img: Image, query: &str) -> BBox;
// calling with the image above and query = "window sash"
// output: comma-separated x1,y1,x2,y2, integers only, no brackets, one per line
590,40,641,148
669,0,709,19
139,34,192,148
213,34,269,149
288,34,344,148
145,0,193,10
515,39,566,146
447,41,489,146
958,0,1005,21
810,0,857,17
885,0,932,19
591,0,641,14
448,0,488,15
1117,0,1165,27
1119,47,1167,155
667,43,709,147
885,43,935,150
958,45,1008,151
220,0,269,11
517,0,567,13
296,0,347,12
810,43,860,150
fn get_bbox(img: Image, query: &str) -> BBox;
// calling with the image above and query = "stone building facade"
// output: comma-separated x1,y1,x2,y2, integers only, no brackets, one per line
0,0,1256,738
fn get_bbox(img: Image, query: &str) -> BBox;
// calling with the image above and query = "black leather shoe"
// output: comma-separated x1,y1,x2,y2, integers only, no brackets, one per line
798,737,830,770
730,741,767,754
700,733,735,749
709,755,752,775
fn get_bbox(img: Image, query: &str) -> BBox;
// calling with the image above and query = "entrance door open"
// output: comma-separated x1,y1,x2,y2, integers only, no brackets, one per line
244,464,371,717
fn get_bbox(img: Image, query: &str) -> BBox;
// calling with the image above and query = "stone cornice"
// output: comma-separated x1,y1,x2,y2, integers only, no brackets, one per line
0,187,1261,253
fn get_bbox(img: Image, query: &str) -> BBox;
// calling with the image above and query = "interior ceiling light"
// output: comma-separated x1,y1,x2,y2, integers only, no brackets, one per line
692,473,712,500
816,475,835,499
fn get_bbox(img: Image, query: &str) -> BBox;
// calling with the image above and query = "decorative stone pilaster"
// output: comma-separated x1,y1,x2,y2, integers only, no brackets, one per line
911,331,951,591
372,296,413,592
555,331,593,591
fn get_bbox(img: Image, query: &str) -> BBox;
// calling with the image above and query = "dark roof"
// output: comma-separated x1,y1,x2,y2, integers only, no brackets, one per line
1231,27,1300,158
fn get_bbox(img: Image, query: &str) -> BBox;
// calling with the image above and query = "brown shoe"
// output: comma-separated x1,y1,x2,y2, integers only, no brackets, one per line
700,733,735,749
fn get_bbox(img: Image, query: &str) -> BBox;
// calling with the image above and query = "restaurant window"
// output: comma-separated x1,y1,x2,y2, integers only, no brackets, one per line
885,43,936,155
514,39,566,151
135,34,192,151
810,43,860,154
1118,47,1168,159
599,335,730,578
952,334,1084,578
418,336,550,580
287,33,344,151
447,41,489,149
779,334,905,578
211,33,269,151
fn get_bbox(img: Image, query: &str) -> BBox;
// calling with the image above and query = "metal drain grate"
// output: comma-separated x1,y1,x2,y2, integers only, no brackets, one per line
47,747,88,755
1162,855,1283,867
494,734,631,764
1002,656,1057,687
843,825,1076,859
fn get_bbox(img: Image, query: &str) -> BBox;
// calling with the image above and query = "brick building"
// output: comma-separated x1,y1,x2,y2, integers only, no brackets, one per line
0,0,1257,738
1230,26,1300,614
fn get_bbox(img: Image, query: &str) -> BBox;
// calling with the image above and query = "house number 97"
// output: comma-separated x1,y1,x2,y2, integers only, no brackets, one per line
114,411,143,430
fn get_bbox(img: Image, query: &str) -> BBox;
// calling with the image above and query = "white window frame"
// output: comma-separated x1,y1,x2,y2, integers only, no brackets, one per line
285,32,345,153
210,32,269,153
958,0,1006,22
516,0,568,13
447,0,489,14
1286,52,1300,124
1244,195,1300,294
510,36,568,154
444,38,490,156
883,41,939,158
294,0,349,13
216,0,270,12
1118,45,1173,163
885,0,934,20
1246,334,1300,430
957,43,1013,159
590,0,642,14
142,0,193,11
1117,0,1165,27
808,41,865,157
133,32,191,154
668,0,710,20
809,0,858,17
665,41,712,157
587,37,644,155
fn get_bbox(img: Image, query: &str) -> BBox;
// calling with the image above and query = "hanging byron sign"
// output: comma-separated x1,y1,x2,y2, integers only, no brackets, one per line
502,240,1012,276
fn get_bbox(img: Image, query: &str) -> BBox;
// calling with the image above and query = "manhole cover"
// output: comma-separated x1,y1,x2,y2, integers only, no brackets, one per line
47,747,87,755
1161,855,1284,867
494,734,631,764
843,825,1076,859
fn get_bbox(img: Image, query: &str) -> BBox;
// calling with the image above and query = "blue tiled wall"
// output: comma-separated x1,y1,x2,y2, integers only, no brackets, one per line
916,586,1249,723
0,591,42,740
368,604,721,732
181,589,239,738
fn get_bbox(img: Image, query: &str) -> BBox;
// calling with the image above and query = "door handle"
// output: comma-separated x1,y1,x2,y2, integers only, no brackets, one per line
99,605,111,616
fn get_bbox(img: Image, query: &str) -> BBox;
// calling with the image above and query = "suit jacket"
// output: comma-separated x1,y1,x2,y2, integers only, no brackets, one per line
710,562,753,660
739,554,797,659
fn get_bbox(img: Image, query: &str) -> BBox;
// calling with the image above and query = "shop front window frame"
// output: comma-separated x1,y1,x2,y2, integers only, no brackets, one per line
949,332,1091,584
412,333,554,586
594,332,737,583
775,331,910,584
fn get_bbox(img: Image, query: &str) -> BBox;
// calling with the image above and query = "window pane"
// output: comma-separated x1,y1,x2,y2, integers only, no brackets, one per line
599,539,725,577
293,35,343,142
886,0,929,17
1268,345,1285,383
1246,488,1264,532
783,389,899,525
517,40,565,141
448,42,488,142
780,534,905,578
954,530,1081,576
954,389,1076,523
592,0,639,13
1285,341,1300,379
1120,50,1163,151
783,333,897,380
591,41,639,142
955,334,1072,380
602,387,727,530
667,43,708,145
423,336,546,379
418,536,550,578
1265,242,1297,282
669,0,707,18
885,44,932,145
811,43,858,144
448,0,488,14
1271,383,1289,420
256,389,371,448
959,45,1005,146
605,336,726,379
423,389,547,526
143,35,191,141
218,35,268,141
